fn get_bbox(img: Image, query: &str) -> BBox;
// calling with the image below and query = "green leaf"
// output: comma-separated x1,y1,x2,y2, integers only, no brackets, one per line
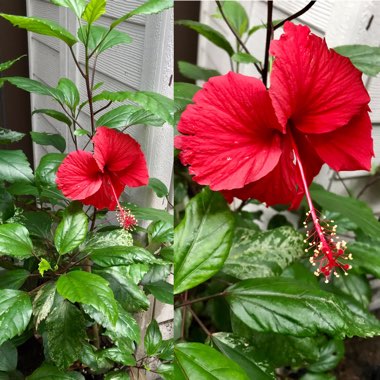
0,128,25,144
101,347,135,366
0,269,29,290
82,0,106,24
30,131,66,153
45,299,87,370
90,246,161,267
96,105,164,129
93,91,175,126
123,203,173,225
334,44,380,76
7,183,38,197
174,188,235,294
1,77,63,100
310,183,380,237
51,0,86,18
232,52,260,64
147,178,169,198
0,55,25,72
0,188,14,223
84,229,133,250
349,241,380,278
104,371,130,380
148,221,173,244
54,202,88,255
300,373,335,380
247,20,281,36
178,61,220,81
226,277,380,338
56,270,118,325
144,281,173,305
174,82,200,120
0,289,32,346
97,266,150,312
308,339,345,373
57,78,80,110
0,150,33,183
111,0,173,29
38,259,52,277
155,364,173,380
0,14,77,46
23,211,53,239
74,128,89,136
0,341,17,371
176,20,234,56
32,282,57,329
174,343,249,380
210,333,274,380
0,223,33,259
35,153,66,189
27,363,85,380
217,0,249,36
78,26,132,54
32,109,72,127
223,226,304,280
145,319,162,356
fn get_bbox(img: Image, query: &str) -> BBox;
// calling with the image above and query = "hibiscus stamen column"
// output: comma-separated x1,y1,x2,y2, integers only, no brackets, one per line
289,134,352,282
108,180,137,231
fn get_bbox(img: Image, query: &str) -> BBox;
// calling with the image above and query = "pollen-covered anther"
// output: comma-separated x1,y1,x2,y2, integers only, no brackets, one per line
116,207,137,231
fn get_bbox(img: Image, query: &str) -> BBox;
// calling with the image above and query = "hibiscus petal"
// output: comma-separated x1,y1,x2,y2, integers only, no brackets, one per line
270,22,370,134
223,133,323,208
175,72,283,191
306,110,374,171
93,127,149,186
81,174,124,211
56,150,102,200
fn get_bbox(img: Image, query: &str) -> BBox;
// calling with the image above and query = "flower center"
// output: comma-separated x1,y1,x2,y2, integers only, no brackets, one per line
108,180,137,231
288,132,352,282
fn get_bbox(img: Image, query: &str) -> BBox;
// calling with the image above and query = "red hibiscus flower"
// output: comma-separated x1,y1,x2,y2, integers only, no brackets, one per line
56,127,149,212
175,22,374,280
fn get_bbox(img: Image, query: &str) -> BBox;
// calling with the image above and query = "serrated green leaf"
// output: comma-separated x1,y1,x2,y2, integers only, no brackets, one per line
27,363,85,380
23,211,53,239
122,203,173,225
51,0,86,18
226,277,380,338
232,52,260,64
144,281,173,305
93,91,175,126
97,266,150,312
111,0,173,29
148,220,173,244
0,14,77,46
308,339,345,373
96,105,164,129
217,0,249,36
74,128,89,136
145,319,162,356
334,44,380,76
174,343,249,379
0,150,33,183
7,183,39,197
30,131,66,153
178,61,220,81
56,270,118,325
90,246,160,267
147,178,169,198
349,241,380,278
174,82,200,111
177,20,234,56
35,153,66,189
0,55,25,73
32,282,57,329
223,226,304,280
174,188,235,294
32,109,72,127
101,347,135,366
0,341,17,372
54,203,88,255
38,259,52,277
210,333,274,380
0,269,29,290
0,289,32,346
0,128,25,144
45,299,87,370
0,223,33,259
0,188,14,223
310,183,380,237
57,78,80,110
82,0,106,24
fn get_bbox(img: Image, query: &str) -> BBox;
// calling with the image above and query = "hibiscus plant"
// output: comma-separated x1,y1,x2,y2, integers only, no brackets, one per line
174,1,380,379
0,0,174,379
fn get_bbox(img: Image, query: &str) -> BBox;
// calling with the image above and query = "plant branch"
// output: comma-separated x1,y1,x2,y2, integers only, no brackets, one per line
187,306,211,336
175,291,227,309
94,101,113,116
357,175,380,199
215,0,263,75
69,46,86,79
335,172,353,197
274,1,317,30
263,0,273,87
